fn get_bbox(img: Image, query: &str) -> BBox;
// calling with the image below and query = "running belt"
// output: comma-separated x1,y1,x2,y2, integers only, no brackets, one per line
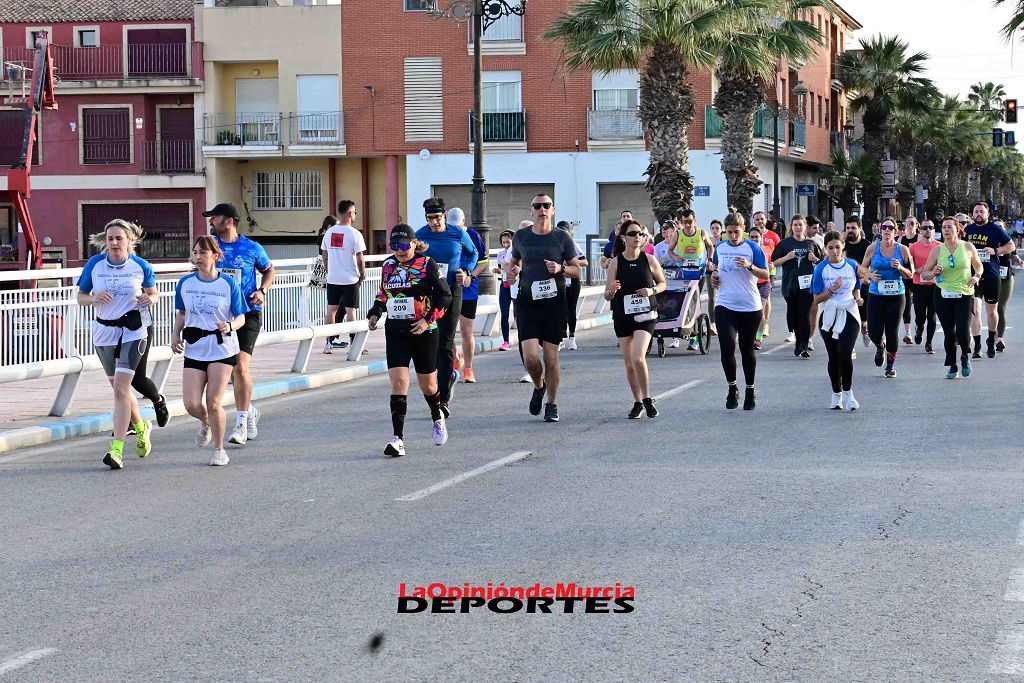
96,310,144,355
182,326,231,345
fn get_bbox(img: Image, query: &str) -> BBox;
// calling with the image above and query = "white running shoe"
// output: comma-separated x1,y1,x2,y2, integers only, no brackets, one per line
519,371,531,383
196,423,212,448
862,330,870,348
806,340,815,351
323,340,333,354
228,421,247,445
785,332,796,343
559,341,565,350
842,390,859,411
384,437,406,457
432,418,448,446
687,338,699,351
209,448,229,466
669,338,681,348
851,350,858,360
566,337,578,351
246,404,260,440
830,392,842,410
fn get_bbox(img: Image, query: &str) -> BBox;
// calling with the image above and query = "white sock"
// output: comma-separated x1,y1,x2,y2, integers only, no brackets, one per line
236,410,248,426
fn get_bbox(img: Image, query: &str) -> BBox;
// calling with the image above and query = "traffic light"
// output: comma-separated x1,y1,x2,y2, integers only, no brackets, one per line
1007,99,1018,124
1007,131,1017,146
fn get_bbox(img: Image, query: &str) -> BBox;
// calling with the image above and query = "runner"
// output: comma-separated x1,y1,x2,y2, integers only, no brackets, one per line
710,214,769,410
204,203,275,446
746,226,771,350
841,215,870,352
921,217,983,378
806,215,825,250
772,215,824,358
963,202,1015,358
859,217,914,378
898,217,920,344
672,212,714,350
706,218,724,335
447,207,488,383
754,211,780,339
321,200,366,354
909,219,939,353
494,229,517,351
76,220,159,469
367,224,453,456
510,193,581,423
810,231,863,410
558,221,588,350
654,219,685,348
171,236,248,467
995,247,1022,352
605,222,666,418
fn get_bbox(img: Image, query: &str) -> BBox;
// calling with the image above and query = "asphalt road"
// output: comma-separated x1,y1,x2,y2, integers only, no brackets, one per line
2,291,1024,682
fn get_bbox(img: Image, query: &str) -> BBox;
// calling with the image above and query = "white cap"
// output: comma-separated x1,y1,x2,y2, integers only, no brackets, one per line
447,207,466,228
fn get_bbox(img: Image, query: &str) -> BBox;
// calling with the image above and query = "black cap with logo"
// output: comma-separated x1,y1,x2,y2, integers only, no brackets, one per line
390,224,414,244
202,203,240,220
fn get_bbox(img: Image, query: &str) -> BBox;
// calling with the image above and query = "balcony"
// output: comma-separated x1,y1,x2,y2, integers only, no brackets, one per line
287,112,346,155
141,140,202,174
469,111,526,150
1,44,197,83
789,117,807,157
468,13,525,55
203,112,283,158
587,108,644,151
704,105,787,155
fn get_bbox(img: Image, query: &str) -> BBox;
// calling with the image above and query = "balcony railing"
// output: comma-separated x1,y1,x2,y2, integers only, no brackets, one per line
141,140,201,174
705,105,787,143
469,110,526,143
791,117,807,148
288,111,345,144
204,112,283,146
468,13,523,42
1,44,191,81
588,108,643,140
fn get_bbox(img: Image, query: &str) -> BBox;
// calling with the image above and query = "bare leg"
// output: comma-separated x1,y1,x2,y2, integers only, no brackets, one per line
522,339,544,388
232,352,254,412
204,363,233,449
543,341,561,403
182,368,209,425
631,330,652,398
459,316,475,371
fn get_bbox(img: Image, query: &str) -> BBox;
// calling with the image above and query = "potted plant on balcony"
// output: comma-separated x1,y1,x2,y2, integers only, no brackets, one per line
216,129,241,145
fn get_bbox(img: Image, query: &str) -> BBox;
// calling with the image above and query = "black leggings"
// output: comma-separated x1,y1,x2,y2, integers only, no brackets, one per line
131,325,162,404
820,313,858,392
902,281,913,324
997,275,1014,337
935,292,973,367
783,290,813,349
867,293,902,353
910,283,936,344
499,285,513,343
715,306,762,386
565,279,581,337
436,287,462,402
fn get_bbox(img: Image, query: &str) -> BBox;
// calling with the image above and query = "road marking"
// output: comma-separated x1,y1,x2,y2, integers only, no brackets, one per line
653,379,704,401
761,340,795,356
1006,567,1024,601
395,451,532,502
991,628,1024,675
0,648,57,676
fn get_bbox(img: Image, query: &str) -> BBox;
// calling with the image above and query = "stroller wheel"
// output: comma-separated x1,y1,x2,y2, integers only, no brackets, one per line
657,338,666,358
697,313,711,354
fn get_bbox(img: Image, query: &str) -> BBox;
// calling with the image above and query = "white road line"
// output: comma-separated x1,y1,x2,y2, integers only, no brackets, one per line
395,451,532,502
761,340,795,356
0,648,57,676
991,628,1024,675
653,379,705,402
1006,567,1024,601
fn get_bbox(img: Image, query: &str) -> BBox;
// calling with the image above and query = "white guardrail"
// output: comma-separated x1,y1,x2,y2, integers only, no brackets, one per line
0,252,608,418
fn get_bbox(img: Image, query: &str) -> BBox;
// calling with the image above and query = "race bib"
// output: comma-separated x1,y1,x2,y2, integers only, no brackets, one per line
510,282,520,299
437,262,450,278
978,251,991,263
878,279,901,295
682,259,701,269
798,274,812,290
941,289,962,299
624,294,651,315
531,278,557,300
386,297,416,320
565,278,573,287
222,268,242,285
919,272,934,283
662,268,678,280
1001,266,1009,279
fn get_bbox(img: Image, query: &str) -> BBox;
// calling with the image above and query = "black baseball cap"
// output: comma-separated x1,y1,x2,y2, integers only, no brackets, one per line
390,224,414,244
202,203,240,220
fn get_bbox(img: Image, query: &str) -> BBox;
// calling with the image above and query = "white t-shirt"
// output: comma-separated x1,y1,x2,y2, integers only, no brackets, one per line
321,224,366,285
77,254,156,348
497,247,515,283
712,239,767,313
175,272,248,361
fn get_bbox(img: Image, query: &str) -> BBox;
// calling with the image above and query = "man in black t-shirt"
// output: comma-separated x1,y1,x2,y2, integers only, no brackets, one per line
843,215,870,342
964,201,1015,357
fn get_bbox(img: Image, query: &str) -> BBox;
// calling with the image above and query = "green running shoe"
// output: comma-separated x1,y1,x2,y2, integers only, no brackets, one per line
103,441,124,470
135,420,153,457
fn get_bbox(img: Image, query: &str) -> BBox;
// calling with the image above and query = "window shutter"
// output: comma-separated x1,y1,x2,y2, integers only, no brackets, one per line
404,57,443,142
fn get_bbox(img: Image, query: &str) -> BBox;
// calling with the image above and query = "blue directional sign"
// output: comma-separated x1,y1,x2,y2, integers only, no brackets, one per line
797,184,817,197
694,186,711,197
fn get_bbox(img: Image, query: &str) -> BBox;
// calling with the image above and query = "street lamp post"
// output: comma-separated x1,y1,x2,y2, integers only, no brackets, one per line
427,0,527,296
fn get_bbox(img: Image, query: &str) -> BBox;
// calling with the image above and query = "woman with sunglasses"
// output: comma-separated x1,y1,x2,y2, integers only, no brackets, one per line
921,217,983,379
859,217,913,378
605,220,667,418
367,224,453,456
711,214,769,410
909,220,939,353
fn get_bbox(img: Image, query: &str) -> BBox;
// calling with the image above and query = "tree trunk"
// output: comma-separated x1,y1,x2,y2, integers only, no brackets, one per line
640,41,694,217
860,122,887,224
714,68,763,220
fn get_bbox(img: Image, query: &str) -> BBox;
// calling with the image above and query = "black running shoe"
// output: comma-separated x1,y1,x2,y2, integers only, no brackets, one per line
153,394,169,428
529,384,545,416
743,387,756,411
726,385,740,410
543,403,559,422
884,361,897,378
997,339,1006,352
925,343,935,355
972,350,982,359
874,346,885,367
440,401,451,419
987,338,996,358
914,327,923,345
628,402,644,419
643,397,659,418
800,349,811,359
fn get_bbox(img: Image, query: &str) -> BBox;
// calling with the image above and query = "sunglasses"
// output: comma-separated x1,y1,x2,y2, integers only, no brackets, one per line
881,225,896,231
948,254,955,268
624,230,647,238
391,241,412,251
425,214,444,220
959,221,968,225
532,202,553,210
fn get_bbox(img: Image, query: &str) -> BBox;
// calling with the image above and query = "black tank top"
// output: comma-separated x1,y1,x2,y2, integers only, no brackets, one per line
612,252,655,317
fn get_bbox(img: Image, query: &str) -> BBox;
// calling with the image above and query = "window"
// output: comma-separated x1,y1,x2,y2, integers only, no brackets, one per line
77,29,98,47
482,71,521,112
82,202,191,260
824,100,830,130
405,0,431,9
592,69,639,110
81,107,131,165
818,96,823,127
296,75,340,142
26,27,53,48
254,170,322,210
809,91,814,125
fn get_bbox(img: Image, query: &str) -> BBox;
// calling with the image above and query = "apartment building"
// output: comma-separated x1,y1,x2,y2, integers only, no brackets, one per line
0,0,204,268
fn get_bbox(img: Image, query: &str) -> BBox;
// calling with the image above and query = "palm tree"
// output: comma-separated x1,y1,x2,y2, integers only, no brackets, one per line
967,81,1007,122
821,150,879,217
838,35,938,222
713,0,823,219
993,0,1024,42
547,0,757,217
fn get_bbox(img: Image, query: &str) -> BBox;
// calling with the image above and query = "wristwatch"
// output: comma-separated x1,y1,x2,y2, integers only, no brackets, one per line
257,287,267,294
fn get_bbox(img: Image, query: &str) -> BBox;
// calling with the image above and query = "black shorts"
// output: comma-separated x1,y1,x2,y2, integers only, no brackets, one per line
515,297,567,345
183,355,238,372
460,298,478,320
386,328,440,374
613,315,656,339
327,283,360,309
236,310,262,356
974,276,1000,304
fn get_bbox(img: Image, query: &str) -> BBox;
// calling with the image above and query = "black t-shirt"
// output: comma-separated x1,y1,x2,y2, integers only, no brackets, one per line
511,227,578,302
367,254,452,335
963,221,1011,280
773,237,824,297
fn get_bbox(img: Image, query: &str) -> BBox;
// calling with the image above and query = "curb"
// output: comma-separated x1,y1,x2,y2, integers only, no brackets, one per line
0,314,613,455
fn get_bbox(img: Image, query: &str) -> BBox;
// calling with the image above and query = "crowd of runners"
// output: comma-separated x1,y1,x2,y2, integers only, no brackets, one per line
75,195,1022,468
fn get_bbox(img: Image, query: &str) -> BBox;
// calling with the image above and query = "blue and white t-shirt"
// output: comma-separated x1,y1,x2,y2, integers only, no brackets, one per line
175,272,248,361
215,235,273,312
811,258,860,305
712,239,767,312
78,254,156,347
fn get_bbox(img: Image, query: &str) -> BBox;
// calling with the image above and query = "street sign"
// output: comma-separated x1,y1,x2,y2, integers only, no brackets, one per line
796,184,816,197
881,187,897,199
694,186,710,197
880,159,896,174
882,172,896,185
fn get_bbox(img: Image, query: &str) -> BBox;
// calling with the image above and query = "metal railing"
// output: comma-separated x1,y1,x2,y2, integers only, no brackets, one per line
141,140,202,174
468,12,523,41
707,106,787,141
204,112,283,146
588,108,644,140
705,105,723,138
791,117,807,148
1,44,190,81
288,111,345,144
469,110,526,143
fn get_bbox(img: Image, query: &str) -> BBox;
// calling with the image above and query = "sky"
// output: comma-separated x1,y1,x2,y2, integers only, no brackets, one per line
850,0,1022,135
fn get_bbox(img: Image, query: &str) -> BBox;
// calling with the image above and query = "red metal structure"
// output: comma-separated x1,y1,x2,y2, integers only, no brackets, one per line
4,30,57,280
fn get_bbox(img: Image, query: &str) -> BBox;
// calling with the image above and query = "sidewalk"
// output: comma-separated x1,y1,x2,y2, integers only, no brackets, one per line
0,309,613,452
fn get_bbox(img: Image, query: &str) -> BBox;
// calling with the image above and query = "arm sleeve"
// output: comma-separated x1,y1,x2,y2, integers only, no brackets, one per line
174,279,185,311
562,234,577,262
228,278,248,317
472,232,487,265
355,230,367,253
367,262,390,319
810,263,826,295
997,228,1012,247
136,257,157,288
424,258,452,324
320,231,330,251
749,241,767,268
255,244,273,272
78,257,96,292
459,231,479,272
711,243,720,266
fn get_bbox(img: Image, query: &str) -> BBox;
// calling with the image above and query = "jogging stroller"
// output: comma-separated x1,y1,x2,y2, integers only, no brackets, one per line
651,265,711,357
